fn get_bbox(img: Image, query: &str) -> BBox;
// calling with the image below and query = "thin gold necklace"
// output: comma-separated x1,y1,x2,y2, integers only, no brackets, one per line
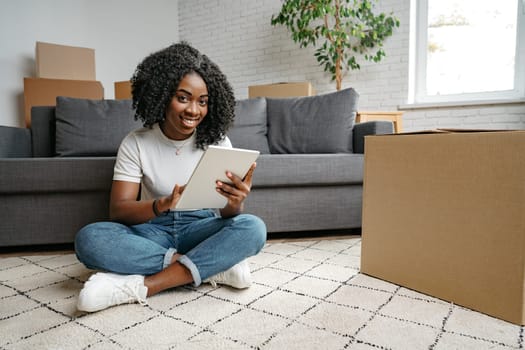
160,123,193,156
174,137,192,155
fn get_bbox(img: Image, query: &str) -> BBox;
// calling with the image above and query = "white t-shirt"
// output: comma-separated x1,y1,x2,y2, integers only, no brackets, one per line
114,123,231,205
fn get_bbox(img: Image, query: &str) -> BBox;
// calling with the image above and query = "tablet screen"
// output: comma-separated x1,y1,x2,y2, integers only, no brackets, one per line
175,146,260,209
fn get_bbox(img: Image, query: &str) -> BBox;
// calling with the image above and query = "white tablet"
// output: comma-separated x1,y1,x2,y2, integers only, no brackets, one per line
175,145,260,210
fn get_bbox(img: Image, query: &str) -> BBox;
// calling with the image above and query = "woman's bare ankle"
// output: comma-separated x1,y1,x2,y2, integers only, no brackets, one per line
171,253,182,265
143,260,193,296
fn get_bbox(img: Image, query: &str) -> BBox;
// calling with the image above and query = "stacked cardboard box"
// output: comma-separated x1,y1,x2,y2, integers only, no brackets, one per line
23,42,104,127
248,82,315,98
114,81,132,100
115,81,316,101
35,41,96,81
360,129,525,325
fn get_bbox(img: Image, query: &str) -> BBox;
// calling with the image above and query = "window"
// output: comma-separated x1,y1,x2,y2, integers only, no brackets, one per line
410,0,525,104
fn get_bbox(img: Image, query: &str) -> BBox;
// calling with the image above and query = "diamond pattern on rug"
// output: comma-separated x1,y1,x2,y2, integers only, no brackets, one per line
0,237,523,350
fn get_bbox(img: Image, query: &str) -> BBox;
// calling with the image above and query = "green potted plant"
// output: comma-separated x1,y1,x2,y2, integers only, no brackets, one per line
271,0,400,90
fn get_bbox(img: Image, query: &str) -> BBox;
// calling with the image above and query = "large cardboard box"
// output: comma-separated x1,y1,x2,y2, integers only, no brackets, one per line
114,81,132,100
24,78,104,127
361,130,525,325
36,41,96,81
248,82,315,98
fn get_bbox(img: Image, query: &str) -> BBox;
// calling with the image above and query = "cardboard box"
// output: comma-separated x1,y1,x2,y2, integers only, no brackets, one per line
36,41,96,81
24,78,104,127
248,82,315,98
114,81,132,100
361,130,525,325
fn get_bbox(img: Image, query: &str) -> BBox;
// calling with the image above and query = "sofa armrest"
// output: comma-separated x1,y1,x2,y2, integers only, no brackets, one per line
352,121,394,154
0,126,32,158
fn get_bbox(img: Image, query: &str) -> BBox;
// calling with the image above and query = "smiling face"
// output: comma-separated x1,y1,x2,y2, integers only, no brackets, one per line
161,72,209,141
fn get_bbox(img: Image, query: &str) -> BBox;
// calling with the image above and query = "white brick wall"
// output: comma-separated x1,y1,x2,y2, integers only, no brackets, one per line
179,0,525,131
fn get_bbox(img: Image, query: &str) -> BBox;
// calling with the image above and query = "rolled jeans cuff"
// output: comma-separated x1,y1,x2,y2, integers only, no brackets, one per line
178,255,202,286
163,248,177,269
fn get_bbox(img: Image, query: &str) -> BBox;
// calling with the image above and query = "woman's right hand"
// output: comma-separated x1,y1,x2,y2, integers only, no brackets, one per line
155,184,186,213
110,180,185,225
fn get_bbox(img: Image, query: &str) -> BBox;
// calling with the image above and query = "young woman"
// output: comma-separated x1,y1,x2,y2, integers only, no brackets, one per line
75,42,267,312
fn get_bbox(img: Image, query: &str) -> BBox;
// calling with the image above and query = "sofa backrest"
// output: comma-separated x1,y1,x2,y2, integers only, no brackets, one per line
31,106,56,157
30,91,359,157
0,126,32,157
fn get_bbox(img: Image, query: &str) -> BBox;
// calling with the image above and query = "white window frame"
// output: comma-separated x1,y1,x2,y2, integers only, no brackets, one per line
409,0,525,105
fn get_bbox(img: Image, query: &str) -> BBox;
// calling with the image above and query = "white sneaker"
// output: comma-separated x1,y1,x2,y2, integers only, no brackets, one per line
77,272,148,312
204,260,252,289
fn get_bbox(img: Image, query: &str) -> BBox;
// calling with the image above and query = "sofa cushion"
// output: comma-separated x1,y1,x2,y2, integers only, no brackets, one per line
266,88,359,154
0,157,116,193
252,153,364,187
228,98,270,153
55,97,141,156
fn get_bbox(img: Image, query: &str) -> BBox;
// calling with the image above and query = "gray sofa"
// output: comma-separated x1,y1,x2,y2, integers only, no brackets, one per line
0,88,392,247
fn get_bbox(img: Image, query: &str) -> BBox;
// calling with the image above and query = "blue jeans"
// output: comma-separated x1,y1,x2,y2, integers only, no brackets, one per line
75,210,266,286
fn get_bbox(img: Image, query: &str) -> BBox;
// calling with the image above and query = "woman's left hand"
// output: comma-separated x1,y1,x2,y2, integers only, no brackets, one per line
217,162,256,218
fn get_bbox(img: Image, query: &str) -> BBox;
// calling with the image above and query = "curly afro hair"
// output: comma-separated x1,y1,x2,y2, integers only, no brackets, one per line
131,42,235,149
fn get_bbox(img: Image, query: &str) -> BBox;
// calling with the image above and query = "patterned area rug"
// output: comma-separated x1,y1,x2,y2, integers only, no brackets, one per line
0,237,523,349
